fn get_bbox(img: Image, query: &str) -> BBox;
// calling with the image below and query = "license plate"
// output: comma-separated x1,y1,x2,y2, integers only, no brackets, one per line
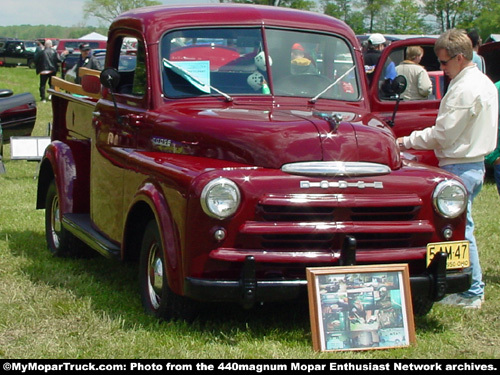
426,241,470,269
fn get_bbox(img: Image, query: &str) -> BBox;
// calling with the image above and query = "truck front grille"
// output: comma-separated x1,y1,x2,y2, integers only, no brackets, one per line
236,193,432,251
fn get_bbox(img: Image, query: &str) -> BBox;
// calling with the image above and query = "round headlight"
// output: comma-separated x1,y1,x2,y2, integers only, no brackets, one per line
433,180,467,218
201,178,241,220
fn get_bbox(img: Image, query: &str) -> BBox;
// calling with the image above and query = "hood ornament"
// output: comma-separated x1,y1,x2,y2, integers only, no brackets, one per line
313,111,343,132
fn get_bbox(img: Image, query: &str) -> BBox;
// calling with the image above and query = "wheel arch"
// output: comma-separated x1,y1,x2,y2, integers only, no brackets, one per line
123,181,184,295
36,141,77,215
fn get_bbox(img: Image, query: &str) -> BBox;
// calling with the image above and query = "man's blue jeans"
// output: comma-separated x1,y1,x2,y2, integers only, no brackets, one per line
441,162,485,298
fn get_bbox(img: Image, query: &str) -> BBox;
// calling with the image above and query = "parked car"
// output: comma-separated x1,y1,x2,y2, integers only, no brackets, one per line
55,39,107,55
0,88,37,141
0,40,36,68
0,88,37,172
479,41,500,84
63,50,136,82
40,4,474,321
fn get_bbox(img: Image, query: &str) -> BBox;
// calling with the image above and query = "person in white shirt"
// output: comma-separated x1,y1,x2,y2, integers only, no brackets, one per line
397,29,499,309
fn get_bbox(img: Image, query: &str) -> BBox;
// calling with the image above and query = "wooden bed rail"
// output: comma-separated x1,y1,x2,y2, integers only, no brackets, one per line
51,67,102,99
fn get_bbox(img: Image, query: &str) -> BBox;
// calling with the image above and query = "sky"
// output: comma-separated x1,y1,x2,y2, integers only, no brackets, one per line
0,0,216,28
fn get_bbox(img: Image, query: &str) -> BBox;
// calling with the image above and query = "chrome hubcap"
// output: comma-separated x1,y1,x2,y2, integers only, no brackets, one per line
147,243,163,310
50,194,61,248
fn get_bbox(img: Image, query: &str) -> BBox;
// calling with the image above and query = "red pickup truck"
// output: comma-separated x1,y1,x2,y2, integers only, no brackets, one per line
37,4,472,320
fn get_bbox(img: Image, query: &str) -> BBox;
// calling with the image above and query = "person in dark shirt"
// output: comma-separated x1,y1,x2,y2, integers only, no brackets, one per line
34,39,66,102
74,43,100,84
363,33,396,94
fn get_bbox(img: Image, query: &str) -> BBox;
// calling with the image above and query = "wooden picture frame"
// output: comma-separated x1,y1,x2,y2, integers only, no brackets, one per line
306,264,416,352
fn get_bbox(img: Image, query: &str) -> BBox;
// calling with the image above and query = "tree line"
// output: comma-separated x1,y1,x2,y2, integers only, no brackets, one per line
1,0,498,41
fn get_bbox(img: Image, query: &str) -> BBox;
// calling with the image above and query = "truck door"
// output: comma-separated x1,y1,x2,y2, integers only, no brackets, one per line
91,36,149,244
368,38,443,139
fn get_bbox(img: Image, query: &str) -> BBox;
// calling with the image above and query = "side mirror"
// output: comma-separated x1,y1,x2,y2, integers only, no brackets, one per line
391,75,407,95
100,68,121,91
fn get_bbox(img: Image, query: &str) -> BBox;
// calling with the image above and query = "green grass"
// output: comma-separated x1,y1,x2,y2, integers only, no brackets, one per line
1,67,500,359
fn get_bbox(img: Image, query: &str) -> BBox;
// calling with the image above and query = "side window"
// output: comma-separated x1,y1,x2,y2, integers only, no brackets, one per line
114,37,143,97
378,48,403,100
381,45,441,101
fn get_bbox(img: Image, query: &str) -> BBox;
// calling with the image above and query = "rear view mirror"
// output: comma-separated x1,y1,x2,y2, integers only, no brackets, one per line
100,68,121,91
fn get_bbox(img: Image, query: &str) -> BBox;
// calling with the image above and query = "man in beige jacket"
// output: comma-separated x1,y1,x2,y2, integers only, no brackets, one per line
396,46,432,100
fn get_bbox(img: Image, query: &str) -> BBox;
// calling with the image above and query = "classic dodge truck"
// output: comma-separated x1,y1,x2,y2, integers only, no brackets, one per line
37,4,471,320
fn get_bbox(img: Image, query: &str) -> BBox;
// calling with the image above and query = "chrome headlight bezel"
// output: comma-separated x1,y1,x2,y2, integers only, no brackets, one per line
201,177,241,220
432,180,467,219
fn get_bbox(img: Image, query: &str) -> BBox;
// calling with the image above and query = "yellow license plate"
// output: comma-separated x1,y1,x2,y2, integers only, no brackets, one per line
426,241,470,269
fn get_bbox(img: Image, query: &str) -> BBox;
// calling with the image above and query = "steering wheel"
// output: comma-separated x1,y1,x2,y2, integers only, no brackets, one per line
274,74,334,97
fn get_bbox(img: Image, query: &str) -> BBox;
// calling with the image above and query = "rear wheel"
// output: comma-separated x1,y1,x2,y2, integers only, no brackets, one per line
45,180,91,257
139,220,198,321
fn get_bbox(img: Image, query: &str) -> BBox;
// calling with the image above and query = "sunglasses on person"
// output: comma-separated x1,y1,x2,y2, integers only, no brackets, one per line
438,54,458,66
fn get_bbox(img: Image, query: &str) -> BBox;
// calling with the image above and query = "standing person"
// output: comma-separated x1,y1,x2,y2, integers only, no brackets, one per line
363,33,387,72
397,29,499,309
34,39,60,102
74,43,100,84
484,81,500,196
395,46,433,100
467,29,485,73
363,33,396,90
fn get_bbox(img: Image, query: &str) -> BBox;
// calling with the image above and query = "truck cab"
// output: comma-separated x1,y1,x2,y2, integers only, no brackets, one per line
37,5,471,321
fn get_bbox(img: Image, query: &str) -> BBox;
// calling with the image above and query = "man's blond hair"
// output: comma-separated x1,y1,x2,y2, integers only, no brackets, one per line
434,29,473,61
406,46,423,61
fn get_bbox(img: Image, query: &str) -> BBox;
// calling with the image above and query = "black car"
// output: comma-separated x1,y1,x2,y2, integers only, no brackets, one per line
0,89,37,140
0,88,37,172
0,40,36,68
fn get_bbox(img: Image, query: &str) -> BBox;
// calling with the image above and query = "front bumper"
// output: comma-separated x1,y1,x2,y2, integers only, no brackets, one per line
184,253,472,308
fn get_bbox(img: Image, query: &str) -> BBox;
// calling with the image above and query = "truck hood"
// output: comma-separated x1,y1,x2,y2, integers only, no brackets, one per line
153,106,400,171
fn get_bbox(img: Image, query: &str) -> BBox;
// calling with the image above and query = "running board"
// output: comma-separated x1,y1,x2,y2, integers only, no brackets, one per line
62,213,121,259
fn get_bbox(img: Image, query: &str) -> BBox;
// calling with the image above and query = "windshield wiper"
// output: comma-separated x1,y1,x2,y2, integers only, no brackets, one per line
309,65,356,104
163,58,233,102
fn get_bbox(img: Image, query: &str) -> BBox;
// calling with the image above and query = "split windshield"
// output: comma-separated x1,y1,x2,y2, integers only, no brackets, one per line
160,27,360,101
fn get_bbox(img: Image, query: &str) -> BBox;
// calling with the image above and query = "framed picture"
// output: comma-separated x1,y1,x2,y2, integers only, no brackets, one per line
306,264,416,352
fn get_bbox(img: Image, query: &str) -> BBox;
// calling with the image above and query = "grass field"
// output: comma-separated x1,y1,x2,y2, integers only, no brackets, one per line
1,67,499,359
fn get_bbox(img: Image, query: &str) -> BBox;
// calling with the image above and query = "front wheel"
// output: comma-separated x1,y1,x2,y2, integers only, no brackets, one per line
138,220,198,321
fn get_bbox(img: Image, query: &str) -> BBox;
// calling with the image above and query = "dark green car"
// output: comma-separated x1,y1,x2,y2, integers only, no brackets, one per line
0,40,36,68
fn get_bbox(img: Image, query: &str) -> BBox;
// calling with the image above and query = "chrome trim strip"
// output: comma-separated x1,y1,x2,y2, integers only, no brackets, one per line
300,180,383,189
281,161,391,177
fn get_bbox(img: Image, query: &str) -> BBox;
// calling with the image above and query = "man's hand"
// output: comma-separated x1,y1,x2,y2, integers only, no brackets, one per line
396,137,406,150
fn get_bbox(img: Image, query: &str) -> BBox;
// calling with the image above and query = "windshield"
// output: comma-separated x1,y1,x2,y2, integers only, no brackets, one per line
160,27,360,101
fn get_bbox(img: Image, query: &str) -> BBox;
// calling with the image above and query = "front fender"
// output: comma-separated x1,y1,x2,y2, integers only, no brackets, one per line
126,180,184,295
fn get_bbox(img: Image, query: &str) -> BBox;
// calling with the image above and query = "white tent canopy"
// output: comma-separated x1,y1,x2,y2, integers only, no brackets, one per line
79,32,107,41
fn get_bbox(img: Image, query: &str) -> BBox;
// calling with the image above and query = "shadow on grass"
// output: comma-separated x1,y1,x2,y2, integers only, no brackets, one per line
4,228,312,340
